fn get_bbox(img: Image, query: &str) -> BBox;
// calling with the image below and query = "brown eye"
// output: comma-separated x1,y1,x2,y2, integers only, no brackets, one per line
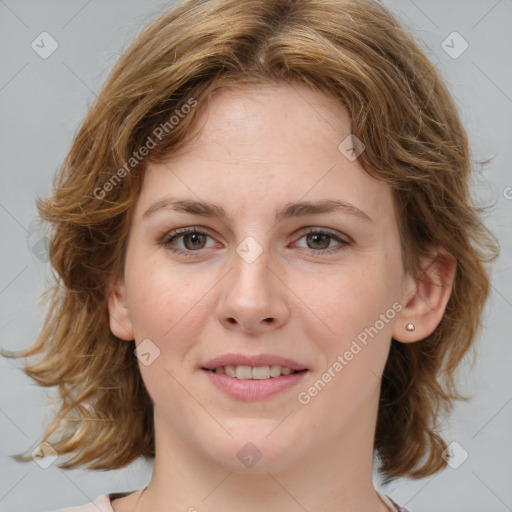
162,228,217,257
294,229,350,255
305,233,331,250
181,232,207,250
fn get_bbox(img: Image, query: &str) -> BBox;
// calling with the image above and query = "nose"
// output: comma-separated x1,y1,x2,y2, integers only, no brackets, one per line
216,239,290,335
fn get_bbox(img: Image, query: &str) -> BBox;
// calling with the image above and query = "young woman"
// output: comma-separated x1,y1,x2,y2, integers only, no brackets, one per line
6,0,498,511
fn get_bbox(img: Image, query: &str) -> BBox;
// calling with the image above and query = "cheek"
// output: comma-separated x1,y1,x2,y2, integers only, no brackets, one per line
125,263,205,401
295,267,397,420
296,256,401,388
124,248,194,341
303,262,398,335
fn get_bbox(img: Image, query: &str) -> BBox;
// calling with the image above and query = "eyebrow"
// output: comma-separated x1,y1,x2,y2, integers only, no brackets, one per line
143,197,374,223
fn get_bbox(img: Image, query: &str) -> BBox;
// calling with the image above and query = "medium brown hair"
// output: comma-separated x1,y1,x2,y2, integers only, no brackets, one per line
4,0,499,482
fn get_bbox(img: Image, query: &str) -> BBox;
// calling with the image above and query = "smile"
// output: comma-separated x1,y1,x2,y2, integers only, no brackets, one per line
206,364,299,379
201,367,309,400
200,353,310,400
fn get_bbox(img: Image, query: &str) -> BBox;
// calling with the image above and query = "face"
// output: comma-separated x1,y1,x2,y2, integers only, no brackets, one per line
109,83,413,473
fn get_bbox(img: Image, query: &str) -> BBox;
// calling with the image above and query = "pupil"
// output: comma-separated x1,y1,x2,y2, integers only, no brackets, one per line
186,233,204,249
308,233,329,250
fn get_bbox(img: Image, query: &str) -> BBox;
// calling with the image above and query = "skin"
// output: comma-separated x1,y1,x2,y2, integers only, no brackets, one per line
108,83,456,512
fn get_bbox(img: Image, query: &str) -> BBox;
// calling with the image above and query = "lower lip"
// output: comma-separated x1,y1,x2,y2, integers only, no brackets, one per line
202,369,309,400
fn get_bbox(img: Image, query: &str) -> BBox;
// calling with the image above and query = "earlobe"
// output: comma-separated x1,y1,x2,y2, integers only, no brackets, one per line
107,278,135,341
393,247,457,343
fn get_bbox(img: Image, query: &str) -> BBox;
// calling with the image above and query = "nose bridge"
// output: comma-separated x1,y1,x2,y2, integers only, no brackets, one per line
217,234,289,332
230,235,273,304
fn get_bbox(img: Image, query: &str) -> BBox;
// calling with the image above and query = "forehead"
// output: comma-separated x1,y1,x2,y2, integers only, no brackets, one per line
136,83,395,225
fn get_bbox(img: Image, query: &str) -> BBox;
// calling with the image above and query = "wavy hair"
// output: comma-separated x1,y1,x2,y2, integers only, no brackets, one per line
3,0,499,482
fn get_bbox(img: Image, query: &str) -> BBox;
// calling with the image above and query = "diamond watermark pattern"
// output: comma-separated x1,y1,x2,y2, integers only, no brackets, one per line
134,338,161,366
441,31,468,59
31,236,50,263
338,134,365,161
31,442,58,469
442,441,469,469
237,442,262,468
31,32,59,59
236,236,263,264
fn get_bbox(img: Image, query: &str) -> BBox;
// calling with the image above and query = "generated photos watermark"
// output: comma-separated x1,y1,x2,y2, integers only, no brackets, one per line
93,97,197,200
297,301,403,405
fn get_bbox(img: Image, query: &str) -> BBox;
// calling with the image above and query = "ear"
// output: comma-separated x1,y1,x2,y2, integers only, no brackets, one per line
392,247,457,343
107,278,135,341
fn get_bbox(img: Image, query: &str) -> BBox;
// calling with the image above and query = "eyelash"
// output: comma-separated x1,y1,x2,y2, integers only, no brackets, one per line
160,226,351,258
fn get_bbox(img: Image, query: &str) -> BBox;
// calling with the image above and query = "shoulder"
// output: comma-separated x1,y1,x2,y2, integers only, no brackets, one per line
47,494,113,512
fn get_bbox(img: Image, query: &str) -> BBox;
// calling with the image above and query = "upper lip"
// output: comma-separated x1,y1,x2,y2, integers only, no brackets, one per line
202,353,309,371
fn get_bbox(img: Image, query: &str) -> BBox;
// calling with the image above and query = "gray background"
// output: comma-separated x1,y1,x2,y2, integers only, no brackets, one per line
0,1,511,511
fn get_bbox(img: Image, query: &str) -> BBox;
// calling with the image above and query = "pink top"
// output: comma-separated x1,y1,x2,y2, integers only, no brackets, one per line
50,490,409,511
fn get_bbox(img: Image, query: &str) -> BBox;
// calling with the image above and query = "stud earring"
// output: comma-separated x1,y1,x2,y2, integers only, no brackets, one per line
406,323,415,332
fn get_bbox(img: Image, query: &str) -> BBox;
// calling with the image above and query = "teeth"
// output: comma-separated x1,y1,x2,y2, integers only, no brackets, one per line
225,365,236,377
235,365,253,379
252,366,270,379
269,365,282,377
212,365,298,379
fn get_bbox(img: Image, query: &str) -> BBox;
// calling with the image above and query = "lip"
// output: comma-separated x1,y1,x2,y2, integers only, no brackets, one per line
201,353,309,372
200,353,310,401
202,368,309,401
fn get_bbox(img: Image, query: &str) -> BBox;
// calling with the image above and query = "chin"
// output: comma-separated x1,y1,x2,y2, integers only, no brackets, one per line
203,429,304,474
